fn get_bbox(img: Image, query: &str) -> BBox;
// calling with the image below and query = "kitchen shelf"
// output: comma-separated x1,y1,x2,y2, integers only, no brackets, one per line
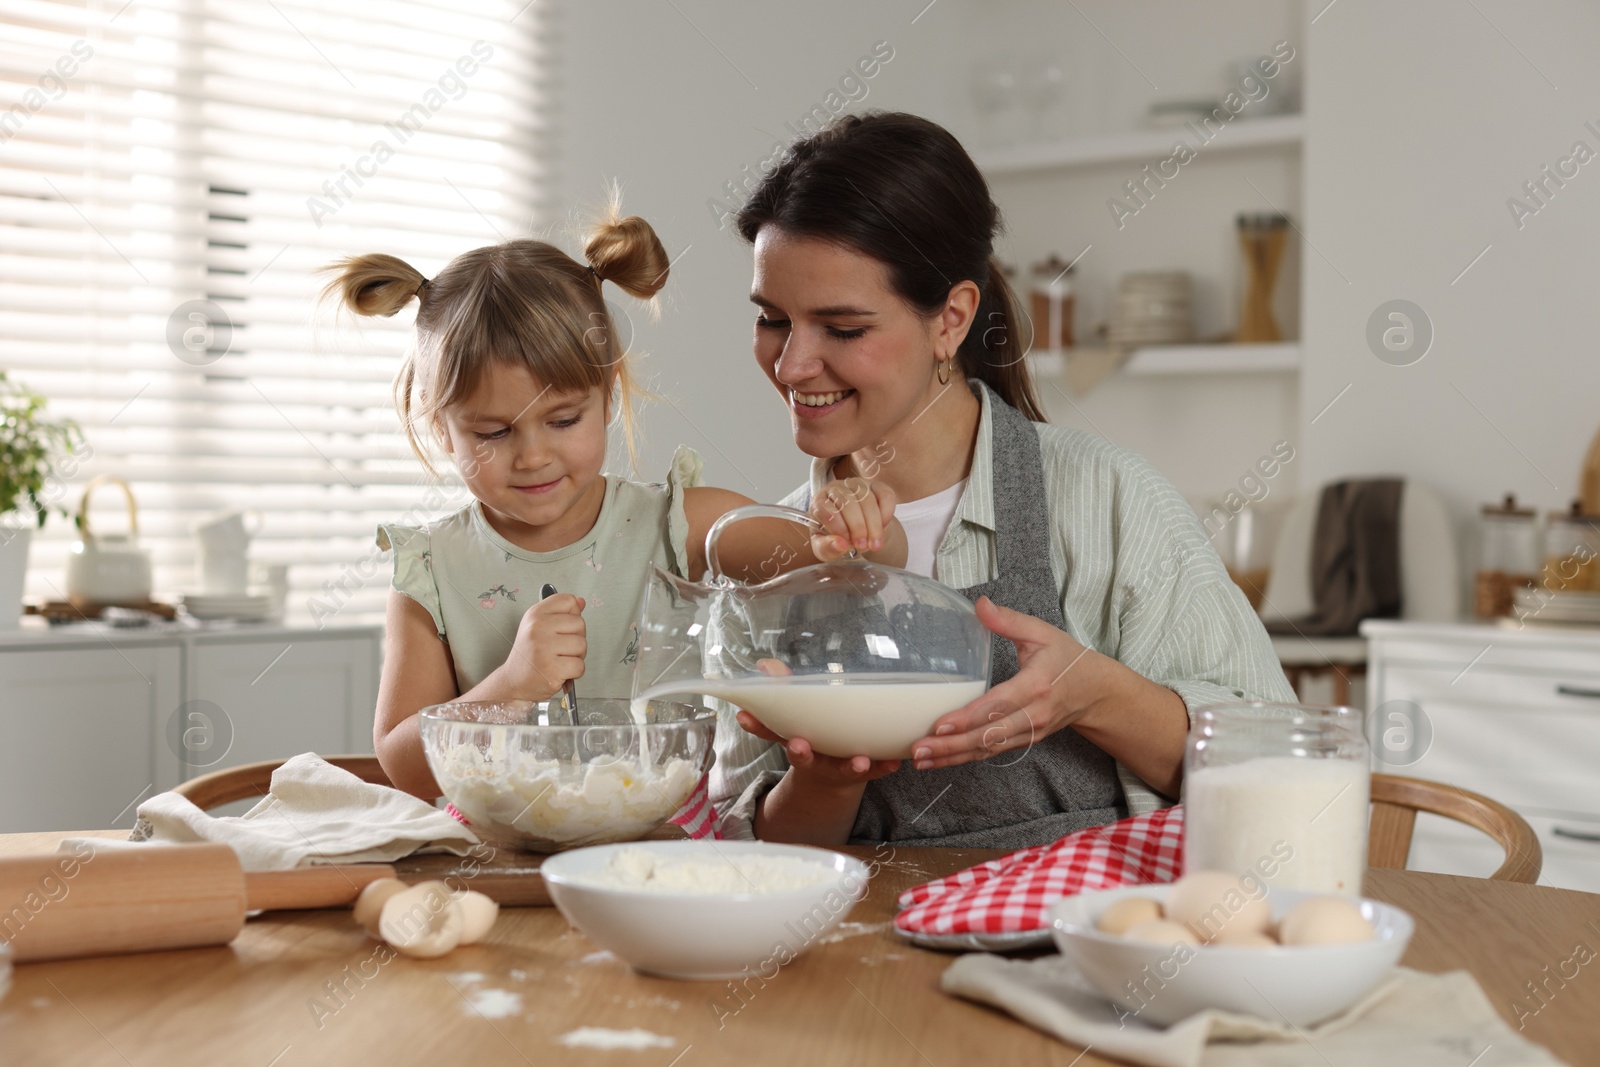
974,113,1304,177
1027,342,1301,378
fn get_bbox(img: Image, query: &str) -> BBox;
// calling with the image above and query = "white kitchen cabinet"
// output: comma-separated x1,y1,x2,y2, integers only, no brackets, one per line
0,619,381,832
185,634,379,779
0,640,181,834
1363,620,1600,894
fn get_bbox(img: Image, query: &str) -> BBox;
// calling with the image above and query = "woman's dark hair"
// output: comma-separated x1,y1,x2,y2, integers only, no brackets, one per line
736,111,1044,421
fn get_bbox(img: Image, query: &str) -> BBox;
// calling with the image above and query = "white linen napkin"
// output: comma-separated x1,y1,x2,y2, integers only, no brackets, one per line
941,953,1567,1067
62,753,479,871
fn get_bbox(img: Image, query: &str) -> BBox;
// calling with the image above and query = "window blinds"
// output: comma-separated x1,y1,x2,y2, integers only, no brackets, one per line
0,0,547,620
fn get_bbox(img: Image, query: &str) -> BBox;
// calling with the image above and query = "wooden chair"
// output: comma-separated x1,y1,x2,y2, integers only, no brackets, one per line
174,756,391,812
1369,773,1542,883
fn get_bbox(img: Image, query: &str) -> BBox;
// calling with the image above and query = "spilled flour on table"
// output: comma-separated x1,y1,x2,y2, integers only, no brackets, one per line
463,988,523,1019
447,972,522,1019
817,921,890,944
557,1027,676,1050
577,950,618,965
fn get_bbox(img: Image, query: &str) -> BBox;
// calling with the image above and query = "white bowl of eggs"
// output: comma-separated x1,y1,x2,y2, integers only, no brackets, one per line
1050,871,1413,1027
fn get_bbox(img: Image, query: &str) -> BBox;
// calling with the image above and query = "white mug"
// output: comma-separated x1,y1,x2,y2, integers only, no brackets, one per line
252,561,290,618
194,509,262,555
200,549,250,595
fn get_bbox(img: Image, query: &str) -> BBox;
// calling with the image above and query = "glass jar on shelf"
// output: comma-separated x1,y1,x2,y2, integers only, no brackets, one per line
1028,255,1075,352
1473,493,1540,618
1542,501,1600,594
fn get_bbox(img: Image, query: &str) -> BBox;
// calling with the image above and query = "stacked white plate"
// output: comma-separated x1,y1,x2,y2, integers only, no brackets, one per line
179,591,275,621
1513,587,1600,626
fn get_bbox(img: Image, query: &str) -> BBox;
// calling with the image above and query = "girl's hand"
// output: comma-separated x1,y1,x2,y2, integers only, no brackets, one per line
811,476,898,561
907,596,1104,770
735,710,901,787
503,593,586,701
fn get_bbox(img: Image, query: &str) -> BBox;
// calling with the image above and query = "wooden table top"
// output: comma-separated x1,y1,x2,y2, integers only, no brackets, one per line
1,830,1596,1066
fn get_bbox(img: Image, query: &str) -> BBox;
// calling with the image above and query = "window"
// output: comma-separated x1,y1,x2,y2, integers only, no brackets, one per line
1,0,547,620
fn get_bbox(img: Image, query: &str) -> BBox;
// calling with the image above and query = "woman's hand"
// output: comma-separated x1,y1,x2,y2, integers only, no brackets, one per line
908,596,1105,771
737,704,900,846
906,596,1189,797
735,710,902,786
810,476,898,562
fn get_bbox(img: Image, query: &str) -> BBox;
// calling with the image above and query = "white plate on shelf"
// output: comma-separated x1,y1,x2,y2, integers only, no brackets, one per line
179,592,274,620
1513,591,1600,624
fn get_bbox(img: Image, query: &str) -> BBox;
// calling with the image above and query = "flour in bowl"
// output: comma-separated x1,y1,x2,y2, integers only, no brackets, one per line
578,847,838,893
435,746,699,847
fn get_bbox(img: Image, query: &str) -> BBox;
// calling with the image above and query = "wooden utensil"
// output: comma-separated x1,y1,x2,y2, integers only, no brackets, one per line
1,843,393,963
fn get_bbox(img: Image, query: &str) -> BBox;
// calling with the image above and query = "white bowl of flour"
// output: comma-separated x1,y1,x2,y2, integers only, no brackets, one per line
541,841,870,980
420,699,714,853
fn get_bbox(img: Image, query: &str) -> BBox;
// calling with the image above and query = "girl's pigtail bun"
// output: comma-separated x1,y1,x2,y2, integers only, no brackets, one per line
322,253,428,317
584,213,670,301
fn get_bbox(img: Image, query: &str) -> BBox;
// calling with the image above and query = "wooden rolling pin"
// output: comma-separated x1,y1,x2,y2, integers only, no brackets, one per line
1,842,393,963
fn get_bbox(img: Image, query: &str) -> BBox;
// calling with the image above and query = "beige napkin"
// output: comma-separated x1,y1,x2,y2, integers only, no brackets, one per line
941,953,1566,1067
62,753,479,871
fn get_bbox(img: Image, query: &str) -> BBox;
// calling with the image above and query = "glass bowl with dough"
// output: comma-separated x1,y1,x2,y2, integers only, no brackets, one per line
420,698,714,853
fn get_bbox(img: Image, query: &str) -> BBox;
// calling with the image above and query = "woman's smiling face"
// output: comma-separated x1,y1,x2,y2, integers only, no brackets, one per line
750,226,948,460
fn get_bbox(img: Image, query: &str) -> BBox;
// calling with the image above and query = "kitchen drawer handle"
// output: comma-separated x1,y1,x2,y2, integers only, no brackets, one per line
1552,825,1600,844
1556,684,1600,699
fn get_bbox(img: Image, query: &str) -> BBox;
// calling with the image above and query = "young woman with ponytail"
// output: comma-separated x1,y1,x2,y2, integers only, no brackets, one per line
717,112,1295,848
323,201,905,806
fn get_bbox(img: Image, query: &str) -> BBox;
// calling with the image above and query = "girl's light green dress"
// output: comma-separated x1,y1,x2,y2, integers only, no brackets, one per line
377,448,702,696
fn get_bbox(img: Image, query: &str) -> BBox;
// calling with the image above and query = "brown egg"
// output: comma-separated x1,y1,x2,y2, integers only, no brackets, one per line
1164,871,1271,943
453,890,500,945
1278,896,1374,946
1123,919,1201,947
379,881,464,959
1096,896,1163,935
353,878,408,936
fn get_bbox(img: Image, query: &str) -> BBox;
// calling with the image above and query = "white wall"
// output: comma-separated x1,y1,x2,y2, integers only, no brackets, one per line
554,0,964,503
1302,0,1600,527
942,0,1308,508
555,0,1310,509
557,0,1600,559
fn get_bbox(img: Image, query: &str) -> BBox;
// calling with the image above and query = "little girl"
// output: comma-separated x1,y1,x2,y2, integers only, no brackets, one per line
324,204,905,828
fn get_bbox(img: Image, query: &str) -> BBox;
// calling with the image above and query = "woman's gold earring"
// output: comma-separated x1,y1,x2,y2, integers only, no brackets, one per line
937,358,952,385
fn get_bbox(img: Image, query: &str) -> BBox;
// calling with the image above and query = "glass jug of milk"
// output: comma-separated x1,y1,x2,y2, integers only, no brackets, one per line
1183,703,1370,896
631,504,991,760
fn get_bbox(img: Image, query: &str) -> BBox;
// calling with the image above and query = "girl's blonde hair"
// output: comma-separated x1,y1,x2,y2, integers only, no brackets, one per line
322,207,669,473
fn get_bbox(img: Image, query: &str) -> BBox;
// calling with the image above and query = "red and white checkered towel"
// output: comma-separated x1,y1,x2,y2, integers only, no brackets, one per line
894,806,1184,938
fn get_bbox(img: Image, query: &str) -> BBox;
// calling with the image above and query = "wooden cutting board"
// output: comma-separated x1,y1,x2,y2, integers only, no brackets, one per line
389,824,691,906
391,849,552,906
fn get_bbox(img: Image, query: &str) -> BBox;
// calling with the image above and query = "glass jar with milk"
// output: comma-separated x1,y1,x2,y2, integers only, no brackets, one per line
1183,703,1369,896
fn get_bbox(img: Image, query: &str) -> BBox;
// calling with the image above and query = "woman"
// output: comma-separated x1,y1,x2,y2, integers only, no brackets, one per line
713,112,1295,849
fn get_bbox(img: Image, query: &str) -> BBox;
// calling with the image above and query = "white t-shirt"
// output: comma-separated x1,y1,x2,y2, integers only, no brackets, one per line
895,479,967,579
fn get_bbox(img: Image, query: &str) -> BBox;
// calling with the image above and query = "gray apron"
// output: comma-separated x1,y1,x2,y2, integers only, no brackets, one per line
801,383,1125,849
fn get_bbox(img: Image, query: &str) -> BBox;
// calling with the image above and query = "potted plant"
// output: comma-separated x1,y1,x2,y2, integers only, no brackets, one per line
0,372,85,628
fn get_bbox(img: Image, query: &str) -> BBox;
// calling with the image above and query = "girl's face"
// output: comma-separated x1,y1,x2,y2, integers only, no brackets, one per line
438,363,610,550
749,227,958,460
